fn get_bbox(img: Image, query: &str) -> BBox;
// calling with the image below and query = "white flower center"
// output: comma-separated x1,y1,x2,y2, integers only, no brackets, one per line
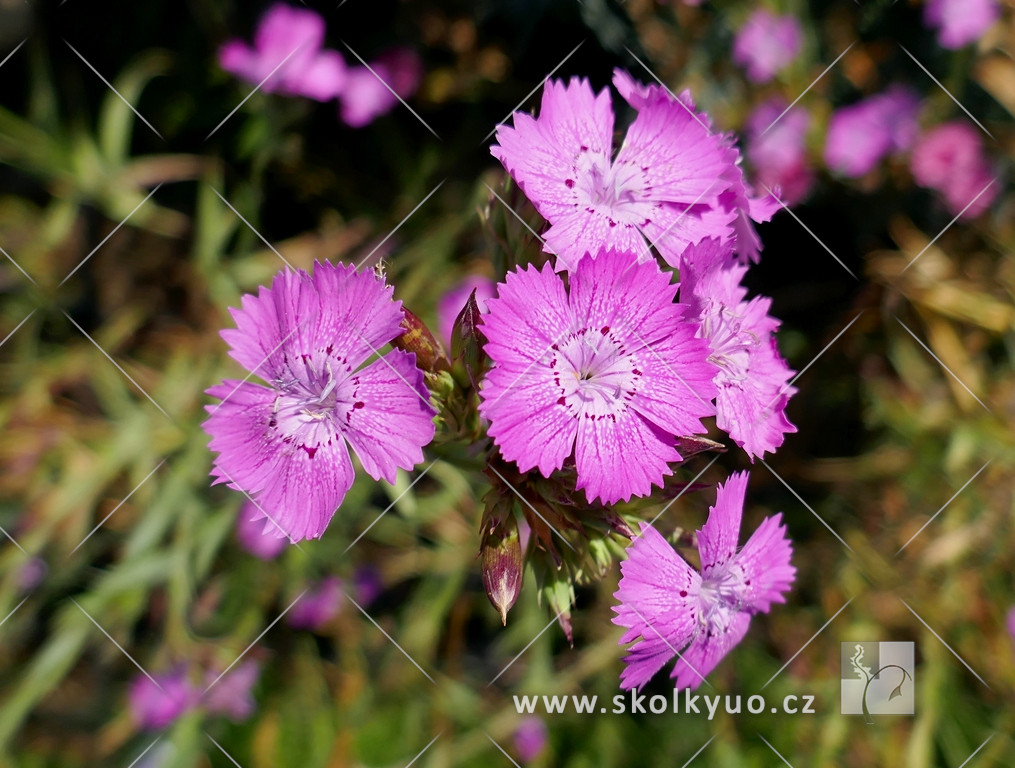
549,327,642,420
268,351,361,454
701,301,759,381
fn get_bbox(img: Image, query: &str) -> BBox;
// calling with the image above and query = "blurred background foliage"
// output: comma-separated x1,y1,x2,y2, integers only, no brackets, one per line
0,0,1014,765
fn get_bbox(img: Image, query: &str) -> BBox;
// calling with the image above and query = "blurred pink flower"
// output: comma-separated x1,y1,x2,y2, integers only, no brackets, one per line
910,121,998,219
1007,606,1015,641
129,669,198,731
745,99,814,206
353,564,384,608
924,0,1001,49
339,48,422,127
18,557,47,592
288,576,343,630
219,4,346,101
824,87,920,177
235,501,290,560
909,121,982,188
514,716,548,762
825,115,877,177
878,88,922,154
732,9,803,83
437,274,495,347
203,660,261,722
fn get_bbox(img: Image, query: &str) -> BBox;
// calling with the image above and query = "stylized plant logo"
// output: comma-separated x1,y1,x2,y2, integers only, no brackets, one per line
849,643,912,724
